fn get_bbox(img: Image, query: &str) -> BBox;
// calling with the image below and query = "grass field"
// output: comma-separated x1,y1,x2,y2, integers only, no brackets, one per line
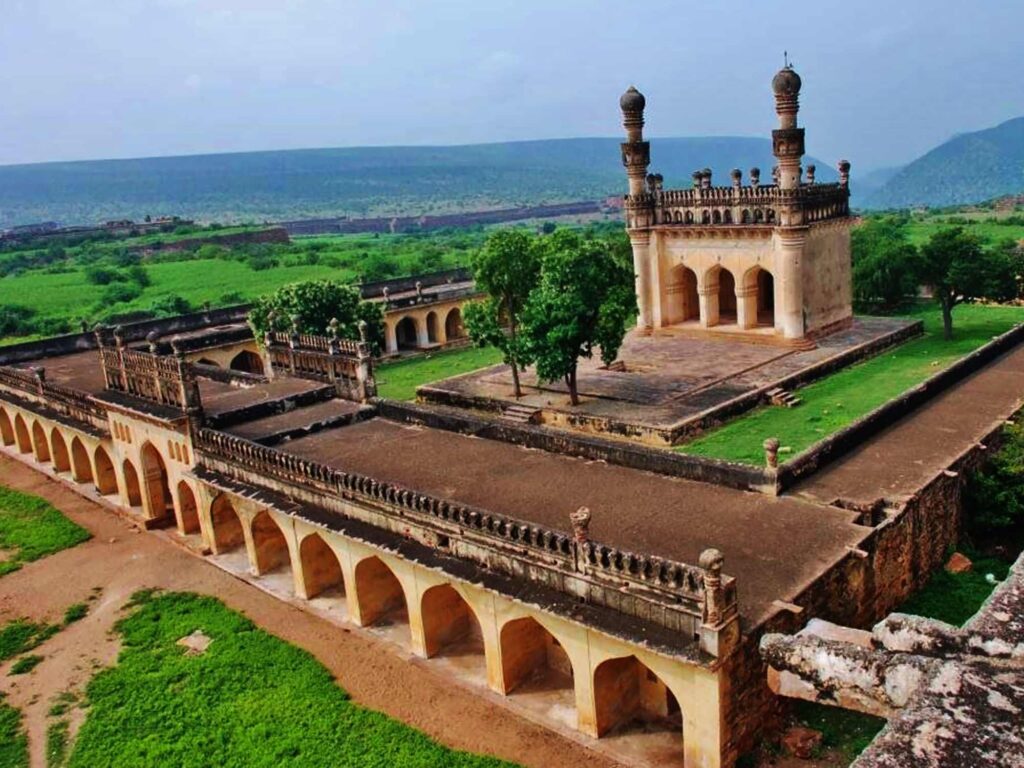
0,697,28,768
678,303,1024,464
68,590,513,768
904,211,1024,247
376,346,504,401
0,486,90,576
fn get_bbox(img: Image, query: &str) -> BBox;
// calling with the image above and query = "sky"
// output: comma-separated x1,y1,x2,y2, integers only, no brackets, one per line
0,0,1021,171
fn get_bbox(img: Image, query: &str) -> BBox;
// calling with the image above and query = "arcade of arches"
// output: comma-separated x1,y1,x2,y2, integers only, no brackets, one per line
383,303,469,355
664,264,775,331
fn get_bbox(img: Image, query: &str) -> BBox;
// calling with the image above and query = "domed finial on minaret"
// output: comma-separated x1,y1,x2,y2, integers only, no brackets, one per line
771,62,805,190
838,159,851,188
620,86,651,197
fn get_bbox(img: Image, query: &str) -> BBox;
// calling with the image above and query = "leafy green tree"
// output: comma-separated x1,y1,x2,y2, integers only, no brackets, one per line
520,230,636,406
919,227,1017,339
991,238,1024,300
464,230,541,398
852,217,922,310
248,280,384,353
965,422,1024,537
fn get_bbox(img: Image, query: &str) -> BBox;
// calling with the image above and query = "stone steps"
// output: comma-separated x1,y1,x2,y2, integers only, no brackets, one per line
767,386,802,408
501,404,541,425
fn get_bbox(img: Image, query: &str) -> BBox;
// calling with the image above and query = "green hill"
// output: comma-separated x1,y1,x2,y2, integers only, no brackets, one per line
0,137,835,228
865,117,1024,209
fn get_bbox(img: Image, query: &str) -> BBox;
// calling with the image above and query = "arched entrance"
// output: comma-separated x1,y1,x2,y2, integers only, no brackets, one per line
395,317,419,350
716,268,737,325
176,481,200,534
445,307,465,340
70,437,93,483
31,421,51,463
421,584,484,666
426,312,439,344
140,442,173,522
499,617,575,700
353,556,408,630
298,533,344,599
13,414,31,454
122,460,142,507
0,408,14,446
229,350,264,375
665,265,699,325
756,269,775,326
94,446,118,495
211,495,245,552
50,429,71,473
593,655,681,738
251,510,290,576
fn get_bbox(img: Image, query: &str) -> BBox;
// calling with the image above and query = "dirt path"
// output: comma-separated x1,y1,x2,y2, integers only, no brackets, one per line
0,454,621,768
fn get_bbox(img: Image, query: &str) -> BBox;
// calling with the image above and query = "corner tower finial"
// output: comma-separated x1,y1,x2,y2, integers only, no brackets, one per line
620,86,651,198
771,63,804,190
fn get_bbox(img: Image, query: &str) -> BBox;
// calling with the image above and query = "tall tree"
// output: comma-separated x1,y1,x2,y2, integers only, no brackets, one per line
520,230,636,406
919,227,1017,340
464,229,541,398
851,216,922,311
248,280,384,352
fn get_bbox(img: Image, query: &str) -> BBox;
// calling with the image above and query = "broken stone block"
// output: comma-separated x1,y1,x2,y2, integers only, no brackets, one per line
176,630,212,656
782,726,823,759
945,552,973,574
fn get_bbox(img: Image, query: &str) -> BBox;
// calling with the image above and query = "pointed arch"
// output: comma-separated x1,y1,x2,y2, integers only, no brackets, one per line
0,408,14,446
593,655,681,739
139,442,173,521
251,510,290,575
229,350,264,375
70,436,93,483
13,414,31,454
94,445,118,495
210,494,244,552
298,532,344,599
499,616,575,697
421,584,483,663
31,421,50,462
122,459,142,507
395,316,419,350
353,556,408,629
176,481,200,534
741,265,775,329
444,306,464,341
665,265,699,325
50,429,71,473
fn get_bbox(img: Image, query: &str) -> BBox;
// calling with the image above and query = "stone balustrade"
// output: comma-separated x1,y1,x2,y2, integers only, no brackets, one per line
99,344,200,412
0,364,109,429
193,426,738,652
264,329,375,402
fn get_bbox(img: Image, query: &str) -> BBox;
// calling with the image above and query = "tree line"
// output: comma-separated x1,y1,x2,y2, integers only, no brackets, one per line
853,216,1024,339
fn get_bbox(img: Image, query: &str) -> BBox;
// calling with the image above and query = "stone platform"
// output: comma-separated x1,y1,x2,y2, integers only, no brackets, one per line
419,316,921,446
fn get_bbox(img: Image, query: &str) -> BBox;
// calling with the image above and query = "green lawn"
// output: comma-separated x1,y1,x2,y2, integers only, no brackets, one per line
68,591,513,768
0,486,90,576
678,303,1024,464
0,697,28,768
376,346,504,401
897,555,1011,627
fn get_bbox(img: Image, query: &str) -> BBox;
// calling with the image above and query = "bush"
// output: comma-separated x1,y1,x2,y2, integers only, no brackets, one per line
148,295,193,317
125,264,150,287
84,266,121,286
965,422,1024,538
100,282,142,305
0,305,37,336
9,655,43,675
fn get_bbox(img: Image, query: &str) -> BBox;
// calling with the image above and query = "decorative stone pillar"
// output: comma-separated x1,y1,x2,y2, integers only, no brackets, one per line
384,321,398,355
772,64,804,191
415,317,430,348
146,331,159,354
698,283,719,328
838,159,851,188
763,437,780,469
736,285,758,330
776,227,807,339
749,167,761,189
630,231,653,333
570,506,591,543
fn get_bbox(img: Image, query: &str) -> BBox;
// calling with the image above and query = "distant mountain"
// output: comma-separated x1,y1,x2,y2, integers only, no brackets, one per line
864,117,1024,210
0,138,835,229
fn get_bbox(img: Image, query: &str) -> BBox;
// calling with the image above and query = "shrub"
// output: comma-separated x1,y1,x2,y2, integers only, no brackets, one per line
84,266,121,285
9,655,43,675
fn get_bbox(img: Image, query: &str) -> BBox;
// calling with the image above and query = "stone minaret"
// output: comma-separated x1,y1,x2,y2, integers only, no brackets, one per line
771,64,804,191
620,86,650,198
620,86,654,332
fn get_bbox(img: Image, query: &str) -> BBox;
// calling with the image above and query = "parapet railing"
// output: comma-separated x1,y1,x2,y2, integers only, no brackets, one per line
193,426,739,652
97,330,201,413
264,328,375,403
0,364,109,429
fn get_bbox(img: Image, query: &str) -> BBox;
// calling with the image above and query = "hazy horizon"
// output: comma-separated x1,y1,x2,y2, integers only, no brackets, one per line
1,1,1021,171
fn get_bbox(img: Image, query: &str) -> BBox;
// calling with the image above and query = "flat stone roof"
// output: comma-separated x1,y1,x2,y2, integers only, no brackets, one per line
282,418,869,628
797,343,1024,506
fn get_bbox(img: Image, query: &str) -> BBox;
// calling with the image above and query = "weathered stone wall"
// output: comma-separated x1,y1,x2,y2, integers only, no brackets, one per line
800,222,852,334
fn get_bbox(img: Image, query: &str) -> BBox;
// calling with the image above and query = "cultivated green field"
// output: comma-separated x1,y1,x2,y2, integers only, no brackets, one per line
678,303,1024,465
376,346,504,401
67,590,513,768
903,208,1024,246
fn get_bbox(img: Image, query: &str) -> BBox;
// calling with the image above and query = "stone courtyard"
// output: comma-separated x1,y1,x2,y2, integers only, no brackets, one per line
420,316,919,445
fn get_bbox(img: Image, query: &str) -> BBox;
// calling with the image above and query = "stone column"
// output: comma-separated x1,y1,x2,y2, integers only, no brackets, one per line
698,284,719,328
630,232,653,333
384,321,398,355
415,316,430,348
776,228,807,339
736,285,758,330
